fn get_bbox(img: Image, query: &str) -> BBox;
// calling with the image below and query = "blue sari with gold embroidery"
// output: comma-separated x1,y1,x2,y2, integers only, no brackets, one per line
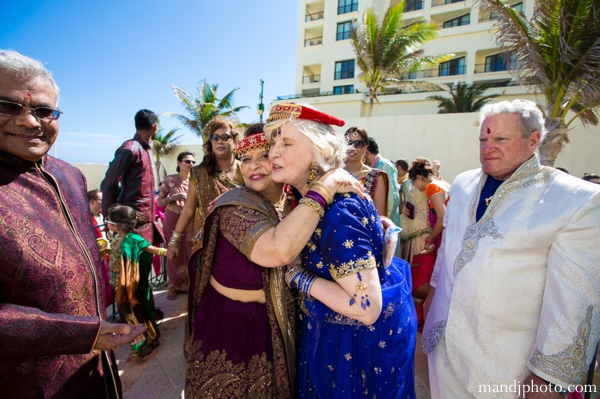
297,193,417,398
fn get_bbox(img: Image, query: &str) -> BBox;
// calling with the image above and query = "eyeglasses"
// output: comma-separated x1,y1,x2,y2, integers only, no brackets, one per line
0,99,62,121
346,139,367,148
210,134,233,142
182,159,196,165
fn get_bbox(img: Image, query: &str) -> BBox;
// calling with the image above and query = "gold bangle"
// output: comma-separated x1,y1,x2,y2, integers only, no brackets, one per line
299,197,324,219
171,231,184,239
308,184,333,205
310,181,333,203
155,248,168,256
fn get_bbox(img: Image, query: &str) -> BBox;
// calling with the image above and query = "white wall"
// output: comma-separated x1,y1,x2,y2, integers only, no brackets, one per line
74,116,599,190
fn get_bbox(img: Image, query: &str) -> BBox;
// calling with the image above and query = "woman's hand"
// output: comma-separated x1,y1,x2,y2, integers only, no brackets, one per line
167,246,179,260
171,193,186,202
319,169,365,198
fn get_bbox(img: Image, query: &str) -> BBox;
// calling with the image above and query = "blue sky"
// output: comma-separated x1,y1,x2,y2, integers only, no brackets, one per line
0,0,299,164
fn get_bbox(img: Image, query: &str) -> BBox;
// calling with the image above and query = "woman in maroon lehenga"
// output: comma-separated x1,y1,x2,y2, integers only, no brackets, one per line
158,152,195,300
176,124,362,398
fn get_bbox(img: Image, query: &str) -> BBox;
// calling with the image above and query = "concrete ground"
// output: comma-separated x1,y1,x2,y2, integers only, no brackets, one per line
115,288,599,399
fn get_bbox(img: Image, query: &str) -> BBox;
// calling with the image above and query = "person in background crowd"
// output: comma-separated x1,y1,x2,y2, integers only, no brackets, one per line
582,172,599,184
395,158,410,209
555,167,569,174
89,189,113,306
101,109,163,245
106,204,167,360
168,117,243,256
423,99,600,398
344,126,389,216
265,103,417,399
365,136,401,228
158,151,195,300
0,48,143,398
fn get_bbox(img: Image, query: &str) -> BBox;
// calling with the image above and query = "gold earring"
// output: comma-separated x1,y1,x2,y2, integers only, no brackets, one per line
307,161,321,184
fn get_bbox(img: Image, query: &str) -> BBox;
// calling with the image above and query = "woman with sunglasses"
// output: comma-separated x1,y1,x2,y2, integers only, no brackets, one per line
344,126,390,217
168,117,244,259
185,124,362,398
157,151,196,300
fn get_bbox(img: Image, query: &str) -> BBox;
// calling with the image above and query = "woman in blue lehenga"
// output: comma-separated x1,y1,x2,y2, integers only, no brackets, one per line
265,103,417,399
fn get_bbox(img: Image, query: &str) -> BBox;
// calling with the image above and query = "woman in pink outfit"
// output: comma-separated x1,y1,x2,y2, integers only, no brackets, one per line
157,152,196,300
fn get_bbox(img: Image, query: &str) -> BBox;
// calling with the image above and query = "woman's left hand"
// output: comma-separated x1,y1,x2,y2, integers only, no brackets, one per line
319,169,365,198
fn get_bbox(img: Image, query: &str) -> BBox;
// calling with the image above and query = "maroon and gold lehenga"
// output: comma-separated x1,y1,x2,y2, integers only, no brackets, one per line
186,188,295,398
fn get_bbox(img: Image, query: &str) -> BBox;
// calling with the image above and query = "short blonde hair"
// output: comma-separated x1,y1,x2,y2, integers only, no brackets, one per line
264,118,348,172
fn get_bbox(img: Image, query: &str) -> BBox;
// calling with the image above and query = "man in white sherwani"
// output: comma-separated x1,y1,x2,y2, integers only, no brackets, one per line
422,100,600,398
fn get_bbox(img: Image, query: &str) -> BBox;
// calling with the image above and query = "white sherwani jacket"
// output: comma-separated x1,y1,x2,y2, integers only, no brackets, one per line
422,155,600,397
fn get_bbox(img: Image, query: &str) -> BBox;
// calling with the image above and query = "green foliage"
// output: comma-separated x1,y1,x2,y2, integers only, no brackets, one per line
482,0,600,165
164,80,249,143
151,124,183,179
350,1,448,116
427,82,501,113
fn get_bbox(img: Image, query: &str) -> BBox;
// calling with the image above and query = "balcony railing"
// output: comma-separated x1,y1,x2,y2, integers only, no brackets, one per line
474,62,513,73
404,0,424,12
402,65,467,79
302,74,321,84
305,11,324,22
432,0,465,7
304,36,323,47
276,86,444,101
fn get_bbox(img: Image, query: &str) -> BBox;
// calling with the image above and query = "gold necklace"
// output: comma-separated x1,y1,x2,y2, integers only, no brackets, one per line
346,164,366,179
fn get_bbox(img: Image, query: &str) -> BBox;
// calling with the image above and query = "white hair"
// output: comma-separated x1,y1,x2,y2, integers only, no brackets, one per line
479,99,546,141
0,49,60,104
264,117,348,172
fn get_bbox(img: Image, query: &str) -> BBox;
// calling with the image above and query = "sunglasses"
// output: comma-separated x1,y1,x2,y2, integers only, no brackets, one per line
104,218,118,225
182,159,196,165
0,99,62,121
210,134,233,142
346,139,367,148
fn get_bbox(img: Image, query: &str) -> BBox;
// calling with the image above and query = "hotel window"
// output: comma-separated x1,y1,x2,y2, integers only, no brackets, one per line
337,21,353,41
485,53,515,72
443,13,470,28
439,57,466,76
338,0,358,15
333,85,355,94
335,60,355,80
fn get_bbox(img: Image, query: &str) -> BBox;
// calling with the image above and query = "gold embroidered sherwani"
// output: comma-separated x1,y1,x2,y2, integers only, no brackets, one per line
422,156,600,397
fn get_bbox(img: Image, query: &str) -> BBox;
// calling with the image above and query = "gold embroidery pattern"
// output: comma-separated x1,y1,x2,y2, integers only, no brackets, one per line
324,312,365,326
361,217,368,227
186,340,276,398
314,228,322,238
455,157,553,276
220,206,275,259
422,319,447,354
316,261,324,269
343,239,354,249
328,253,376,279
344,353,352,361
530,306,593,385
306,241,316,252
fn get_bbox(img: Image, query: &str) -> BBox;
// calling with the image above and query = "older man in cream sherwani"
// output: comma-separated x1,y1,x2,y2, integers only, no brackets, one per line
422,100,600,399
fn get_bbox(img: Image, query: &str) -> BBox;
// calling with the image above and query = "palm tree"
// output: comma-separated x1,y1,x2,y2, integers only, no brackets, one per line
163,80,249,143
427,82,501,113
350,1,448,117
481,0,600,166
151,125,183,181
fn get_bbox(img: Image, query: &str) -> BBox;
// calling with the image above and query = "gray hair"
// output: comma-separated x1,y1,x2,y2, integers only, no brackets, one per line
0,50,60,104
479,99,546,141
264,117,348,172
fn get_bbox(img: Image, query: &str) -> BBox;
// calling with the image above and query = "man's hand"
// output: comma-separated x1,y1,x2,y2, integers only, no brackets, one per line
93,320,146,351
523,373,564,398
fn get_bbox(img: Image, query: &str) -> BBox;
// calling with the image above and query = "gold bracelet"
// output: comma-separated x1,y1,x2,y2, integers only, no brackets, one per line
155,248,168,256
310,181,333,204
308,184,333,205
168,237,182,247
299,197,325,218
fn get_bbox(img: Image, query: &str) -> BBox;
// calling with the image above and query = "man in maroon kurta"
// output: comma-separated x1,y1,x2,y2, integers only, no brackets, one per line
0,49,144,398
101,110,162,244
